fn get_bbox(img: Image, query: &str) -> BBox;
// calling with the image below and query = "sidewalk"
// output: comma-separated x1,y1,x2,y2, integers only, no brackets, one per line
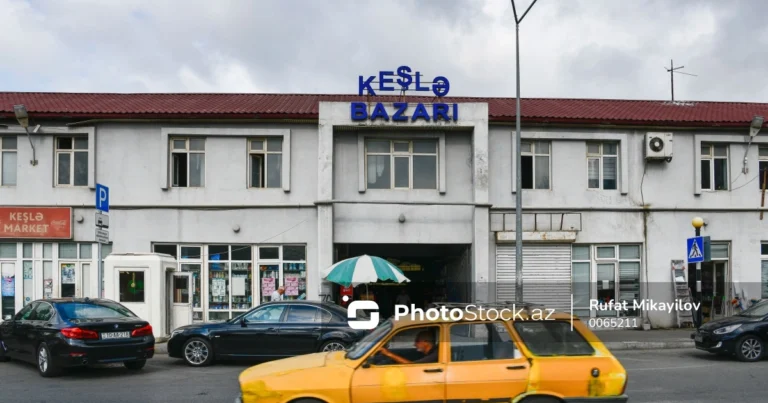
594,328,695,350
153,329,695,355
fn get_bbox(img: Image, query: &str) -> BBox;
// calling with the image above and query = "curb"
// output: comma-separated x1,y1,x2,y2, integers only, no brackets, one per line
603,341,695,350
153,341,695,354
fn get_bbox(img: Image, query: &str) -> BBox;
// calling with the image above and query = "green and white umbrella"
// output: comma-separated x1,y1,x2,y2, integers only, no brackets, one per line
321,255,410,287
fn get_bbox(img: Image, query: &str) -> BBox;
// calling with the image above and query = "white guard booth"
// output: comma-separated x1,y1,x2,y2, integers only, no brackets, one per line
103,253,193,338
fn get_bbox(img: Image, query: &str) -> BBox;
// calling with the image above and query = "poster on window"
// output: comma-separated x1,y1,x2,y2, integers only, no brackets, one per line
61,264,76,284
261,277,275,295
44,279,53,298
211,278,226,297
1,276,14,297
23,265,33,280
285,275,299,296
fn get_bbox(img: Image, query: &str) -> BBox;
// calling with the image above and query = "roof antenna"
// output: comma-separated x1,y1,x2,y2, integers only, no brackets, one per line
664,59,697,102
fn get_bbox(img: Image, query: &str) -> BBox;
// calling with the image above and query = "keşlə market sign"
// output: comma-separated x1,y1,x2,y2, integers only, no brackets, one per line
351,65,458,122
0,207,72,239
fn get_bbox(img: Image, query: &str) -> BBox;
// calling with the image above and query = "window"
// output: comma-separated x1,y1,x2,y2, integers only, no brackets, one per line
33,302,54,322
119,271,145,303
586,142,618,190
449,322,518,362
55,137,88,186
521,141,550,189
571,244,641,319
761,243,768,299
513,321,594,356
759,146,768,190
1,136,17,186
285,305,328,323
249,138,282,188
373,325,440,365
208,244,253,320
14,302,37,321
701,143,728,191
346,319,393,360
366,139,438,190
244,304,285,323
171,138,205,187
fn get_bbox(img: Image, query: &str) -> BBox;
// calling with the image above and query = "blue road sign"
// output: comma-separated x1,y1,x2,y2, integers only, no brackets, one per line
687,236,704,263
96,183,109,213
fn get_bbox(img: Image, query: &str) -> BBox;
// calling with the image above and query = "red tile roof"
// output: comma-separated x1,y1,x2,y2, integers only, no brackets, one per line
1,92,767,128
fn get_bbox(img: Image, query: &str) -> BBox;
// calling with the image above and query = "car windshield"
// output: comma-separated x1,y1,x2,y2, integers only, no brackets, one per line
345,319,392,360
737,301,768,317
57,302,136,321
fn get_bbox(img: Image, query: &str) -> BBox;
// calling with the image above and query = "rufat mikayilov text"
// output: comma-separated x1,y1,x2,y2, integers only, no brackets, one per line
394,304,558,322
590,299,701,313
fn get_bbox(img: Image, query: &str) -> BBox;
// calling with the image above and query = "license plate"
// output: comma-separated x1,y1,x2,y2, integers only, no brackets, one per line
101,331,130,340
694,334,702,342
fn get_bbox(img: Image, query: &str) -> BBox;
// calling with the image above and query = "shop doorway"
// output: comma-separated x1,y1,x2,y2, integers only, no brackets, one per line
332,243,472,319
59,262,87,298
688,261,729,323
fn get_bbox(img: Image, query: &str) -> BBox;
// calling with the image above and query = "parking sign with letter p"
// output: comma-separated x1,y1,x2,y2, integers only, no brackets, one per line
347,300,379,330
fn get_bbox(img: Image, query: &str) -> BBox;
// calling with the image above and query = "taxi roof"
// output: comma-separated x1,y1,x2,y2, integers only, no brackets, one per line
387,302,575,330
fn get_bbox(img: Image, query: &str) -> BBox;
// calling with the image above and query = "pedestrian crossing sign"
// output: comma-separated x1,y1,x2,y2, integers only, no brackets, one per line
687,236,704,263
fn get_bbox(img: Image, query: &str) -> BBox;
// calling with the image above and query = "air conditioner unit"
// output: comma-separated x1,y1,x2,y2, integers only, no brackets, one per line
645,132,673,161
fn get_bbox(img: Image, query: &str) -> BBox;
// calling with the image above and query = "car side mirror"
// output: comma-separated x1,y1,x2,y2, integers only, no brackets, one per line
362,357,373,368
240,317,247,327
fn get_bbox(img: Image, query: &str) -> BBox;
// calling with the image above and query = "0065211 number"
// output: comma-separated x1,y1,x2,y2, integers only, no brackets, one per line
588,317,639,328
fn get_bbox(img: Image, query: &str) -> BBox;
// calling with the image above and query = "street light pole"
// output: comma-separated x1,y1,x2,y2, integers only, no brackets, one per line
692,217,704,328
511,0,538,302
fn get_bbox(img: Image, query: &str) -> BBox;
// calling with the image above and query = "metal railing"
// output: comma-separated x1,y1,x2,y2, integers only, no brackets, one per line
490,212,582,232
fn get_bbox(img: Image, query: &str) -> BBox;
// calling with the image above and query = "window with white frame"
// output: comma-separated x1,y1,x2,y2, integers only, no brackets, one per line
758,146,768,190
761,242,768,299
248,138,282,188
1,136,17,186
55,137,88,186
700,143,728,191
586,142,618,190
365,139,438,190
171,138,205,187
521,140,550,189
571,244,641,318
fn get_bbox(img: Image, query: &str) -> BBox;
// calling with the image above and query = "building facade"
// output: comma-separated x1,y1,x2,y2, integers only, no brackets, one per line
1,92,767,329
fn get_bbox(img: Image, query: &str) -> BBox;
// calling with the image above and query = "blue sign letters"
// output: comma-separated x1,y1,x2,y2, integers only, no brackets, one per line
353,65,457,122
358,66,450,97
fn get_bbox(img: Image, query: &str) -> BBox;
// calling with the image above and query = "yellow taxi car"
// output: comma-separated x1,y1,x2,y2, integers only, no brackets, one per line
235,302,628,403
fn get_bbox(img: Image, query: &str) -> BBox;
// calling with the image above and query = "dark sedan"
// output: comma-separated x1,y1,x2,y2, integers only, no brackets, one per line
0,298,155,377
691,300,768,362
168,300,369,366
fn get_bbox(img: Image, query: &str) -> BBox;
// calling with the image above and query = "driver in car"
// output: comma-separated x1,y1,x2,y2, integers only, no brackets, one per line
378,330,438,364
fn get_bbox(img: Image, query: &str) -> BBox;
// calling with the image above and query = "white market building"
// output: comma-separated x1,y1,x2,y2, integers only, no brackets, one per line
1,86,768,332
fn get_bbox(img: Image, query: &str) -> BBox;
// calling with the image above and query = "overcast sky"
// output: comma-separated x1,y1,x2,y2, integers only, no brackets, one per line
1,0,766,102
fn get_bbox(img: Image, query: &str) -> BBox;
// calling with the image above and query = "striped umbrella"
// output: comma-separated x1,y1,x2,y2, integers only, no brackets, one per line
321,255,410,287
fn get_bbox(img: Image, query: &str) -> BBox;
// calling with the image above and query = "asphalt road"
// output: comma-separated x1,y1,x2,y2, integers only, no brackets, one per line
0,349,764,403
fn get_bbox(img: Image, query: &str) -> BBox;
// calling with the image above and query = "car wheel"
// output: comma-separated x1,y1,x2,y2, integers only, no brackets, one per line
37,343,62,377
735,335,764,362
124,360,146,370
183,337,214,367
319,340,347,352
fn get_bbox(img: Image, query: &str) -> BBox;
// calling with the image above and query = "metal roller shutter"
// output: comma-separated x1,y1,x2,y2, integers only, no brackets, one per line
495,244,572,311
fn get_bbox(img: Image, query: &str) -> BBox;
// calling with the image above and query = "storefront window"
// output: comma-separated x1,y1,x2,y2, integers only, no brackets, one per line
282,245,307,300
259,246,280,303
181,264,202,309
119,271,145,302
43,261,53,299
59,243,78,259
1,261,15,319
23,261,33,306
571,244,642,320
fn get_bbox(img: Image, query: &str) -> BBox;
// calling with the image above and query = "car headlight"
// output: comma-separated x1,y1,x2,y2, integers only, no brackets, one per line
713,324,742,334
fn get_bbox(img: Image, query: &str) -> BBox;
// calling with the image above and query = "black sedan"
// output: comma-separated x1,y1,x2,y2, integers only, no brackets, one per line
692,299,768,362
0,298,155,377
168,300,369,366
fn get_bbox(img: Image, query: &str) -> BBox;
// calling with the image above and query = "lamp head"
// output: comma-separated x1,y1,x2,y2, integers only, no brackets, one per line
749,115,764,137
13,104,29,129
691,217,705,229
